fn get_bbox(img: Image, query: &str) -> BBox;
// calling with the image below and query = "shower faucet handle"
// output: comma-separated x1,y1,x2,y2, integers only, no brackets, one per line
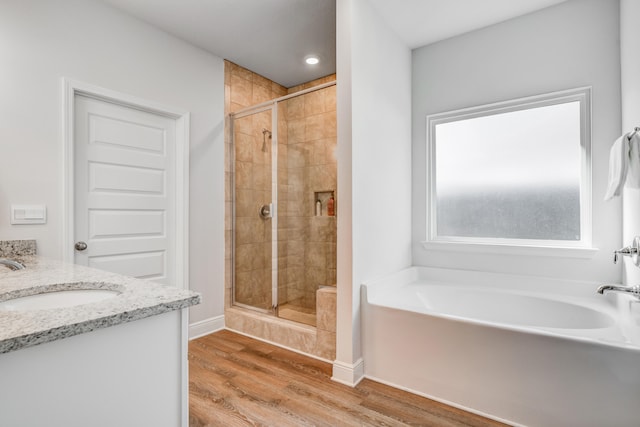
614,236,640,266
614,247,634,264
259,203,273,220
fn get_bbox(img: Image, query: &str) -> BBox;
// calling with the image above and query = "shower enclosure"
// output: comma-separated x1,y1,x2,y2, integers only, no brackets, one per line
230,81,337,326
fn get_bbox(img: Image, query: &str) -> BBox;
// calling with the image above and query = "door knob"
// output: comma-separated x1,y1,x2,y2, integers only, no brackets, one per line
74,241,88,251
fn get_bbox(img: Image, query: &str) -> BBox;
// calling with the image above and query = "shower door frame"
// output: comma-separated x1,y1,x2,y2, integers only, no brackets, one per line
230,103,279,314
229,80,337,316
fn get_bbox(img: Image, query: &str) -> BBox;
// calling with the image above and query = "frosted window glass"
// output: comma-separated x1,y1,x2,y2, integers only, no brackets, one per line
434,101,582,241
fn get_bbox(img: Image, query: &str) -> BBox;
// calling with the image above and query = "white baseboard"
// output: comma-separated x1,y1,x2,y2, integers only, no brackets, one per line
189,315,225,340
331,358,365,387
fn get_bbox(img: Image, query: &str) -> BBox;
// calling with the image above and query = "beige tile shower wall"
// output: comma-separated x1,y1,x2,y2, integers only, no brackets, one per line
315,286,337,360
224,61,287,310
285,75,337,310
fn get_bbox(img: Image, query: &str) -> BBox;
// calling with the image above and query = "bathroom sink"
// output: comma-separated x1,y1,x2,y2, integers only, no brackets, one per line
0,289,120,311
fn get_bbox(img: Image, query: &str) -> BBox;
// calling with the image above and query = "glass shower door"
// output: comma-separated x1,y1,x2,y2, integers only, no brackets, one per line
275,86,337,327
231,82,337,326
232,107,275,312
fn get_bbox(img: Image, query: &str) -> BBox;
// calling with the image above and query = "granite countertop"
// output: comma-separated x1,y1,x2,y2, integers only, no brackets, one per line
0,255,201,354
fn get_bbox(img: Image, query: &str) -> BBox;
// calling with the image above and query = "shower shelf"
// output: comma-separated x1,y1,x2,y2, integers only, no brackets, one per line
314,190,335,217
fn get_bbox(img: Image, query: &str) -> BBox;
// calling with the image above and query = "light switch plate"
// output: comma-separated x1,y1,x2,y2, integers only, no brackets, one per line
11,204,47,225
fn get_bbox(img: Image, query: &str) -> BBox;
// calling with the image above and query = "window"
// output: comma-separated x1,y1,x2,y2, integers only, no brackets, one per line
426,88,591,251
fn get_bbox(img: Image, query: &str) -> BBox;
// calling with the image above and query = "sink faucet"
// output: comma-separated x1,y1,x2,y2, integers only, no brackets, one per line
0,258,25,271
597,284,640,299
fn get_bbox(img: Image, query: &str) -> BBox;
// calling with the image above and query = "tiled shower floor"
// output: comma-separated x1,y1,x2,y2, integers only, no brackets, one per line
278,303,316,326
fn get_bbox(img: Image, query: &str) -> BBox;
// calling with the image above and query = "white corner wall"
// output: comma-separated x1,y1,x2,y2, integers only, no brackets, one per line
335,0,412,385
412,0,622,283
0,0,225,326
621,0,640,284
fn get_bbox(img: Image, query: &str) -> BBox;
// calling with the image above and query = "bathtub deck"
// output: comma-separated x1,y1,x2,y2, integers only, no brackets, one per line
189,330,507,426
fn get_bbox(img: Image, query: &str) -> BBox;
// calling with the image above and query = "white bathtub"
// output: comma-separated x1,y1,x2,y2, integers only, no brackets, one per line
361,267,640,427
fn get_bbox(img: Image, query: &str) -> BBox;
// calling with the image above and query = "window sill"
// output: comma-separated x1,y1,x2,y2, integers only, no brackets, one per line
420,240,599,259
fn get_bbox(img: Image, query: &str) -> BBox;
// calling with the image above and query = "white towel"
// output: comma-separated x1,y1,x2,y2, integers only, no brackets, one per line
626,132,640,189
604,133,631,200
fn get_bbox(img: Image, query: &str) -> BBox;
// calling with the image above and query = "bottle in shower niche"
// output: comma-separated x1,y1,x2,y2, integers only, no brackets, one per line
315,199,322,216
327,196,335,216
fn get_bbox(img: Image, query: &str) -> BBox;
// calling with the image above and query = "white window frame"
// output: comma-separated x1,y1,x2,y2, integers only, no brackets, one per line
423,87,596,258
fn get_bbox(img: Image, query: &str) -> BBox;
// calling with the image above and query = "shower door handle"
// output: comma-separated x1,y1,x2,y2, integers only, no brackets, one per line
259,203,273,219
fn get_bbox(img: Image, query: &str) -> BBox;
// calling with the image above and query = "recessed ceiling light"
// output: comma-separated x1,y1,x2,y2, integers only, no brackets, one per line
305,55,320,65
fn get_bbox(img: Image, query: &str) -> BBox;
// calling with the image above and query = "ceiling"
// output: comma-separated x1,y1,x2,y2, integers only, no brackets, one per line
100,0,567,88
368,0,568,49
101,0,336,88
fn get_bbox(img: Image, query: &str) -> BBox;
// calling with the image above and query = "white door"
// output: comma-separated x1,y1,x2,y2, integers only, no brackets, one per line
74,95,176,286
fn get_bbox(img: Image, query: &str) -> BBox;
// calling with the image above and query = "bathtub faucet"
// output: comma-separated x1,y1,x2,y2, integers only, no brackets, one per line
597,284,640,299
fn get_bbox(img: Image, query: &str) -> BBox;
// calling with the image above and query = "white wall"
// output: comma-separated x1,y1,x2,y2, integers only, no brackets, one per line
0,0,225,325
336,0,412,384
412,0,622,283
621,0,640,284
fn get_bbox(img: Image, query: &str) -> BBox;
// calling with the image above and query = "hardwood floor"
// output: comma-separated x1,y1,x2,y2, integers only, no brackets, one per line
189,330,508,427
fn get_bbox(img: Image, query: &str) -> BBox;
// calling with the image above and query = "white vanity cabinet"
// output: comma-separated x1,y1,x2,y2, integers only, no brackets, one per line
0,253,199,427
0,309,189,427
